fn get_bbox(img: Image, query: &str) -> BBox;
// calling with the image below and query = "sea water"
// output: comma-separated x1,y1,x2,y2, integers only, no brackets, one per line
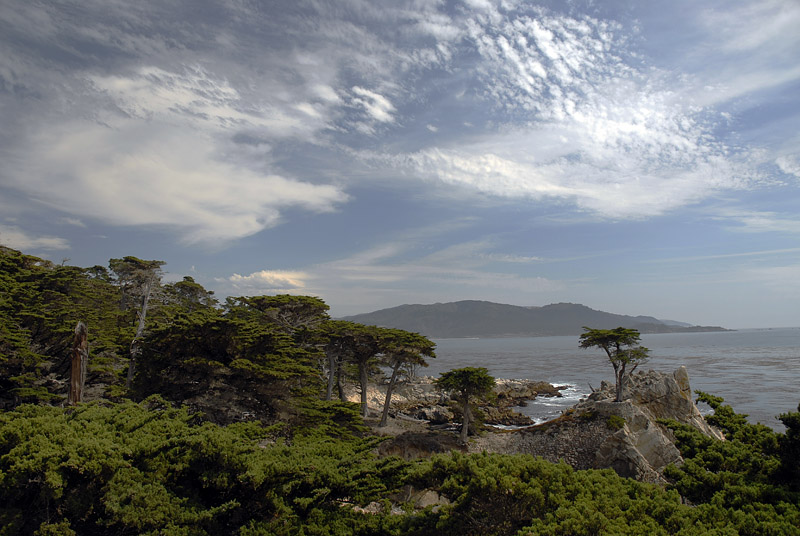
426,327,800,431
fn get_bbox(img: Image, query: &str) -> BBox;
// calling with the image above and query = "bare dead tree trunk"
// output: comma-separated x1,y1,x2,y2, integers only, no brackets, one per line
68,322,88,405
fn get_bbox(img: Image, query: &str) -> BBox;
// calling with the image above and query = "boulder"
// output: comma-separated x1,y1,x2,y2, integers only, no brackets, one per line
414,405,454,424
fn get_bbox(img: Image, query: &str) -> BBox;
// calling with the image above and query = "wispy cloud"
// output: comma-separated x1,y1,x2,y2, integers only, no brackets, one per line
480,253,545,263
59,217,86,227
713,209,800,234
354,5,760,218
308,237,566,309
646,247,800,264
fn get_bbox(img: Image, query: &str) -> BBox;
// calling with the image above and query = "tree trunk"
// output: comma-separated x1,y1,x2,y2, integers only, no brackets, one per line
379,362,402,427
460,399,471,443
68,322,88,405
326,350,337,401
615,363,626,402
126,281,152,390
336,361,345,401
359,360,369,417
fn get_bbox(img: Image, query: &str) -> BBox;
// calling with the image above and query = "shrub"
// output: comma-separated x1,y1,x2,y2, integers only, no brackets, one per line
606,414,626,430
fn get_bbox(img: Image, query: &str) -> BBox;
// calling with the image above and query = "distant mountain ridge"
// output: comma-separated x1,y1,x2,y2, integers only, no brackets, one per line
341,301,728,338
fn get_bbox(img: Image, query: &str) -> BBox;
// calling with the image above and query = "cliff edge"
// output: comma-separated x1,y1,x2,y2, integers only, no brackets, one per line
470,367,722,483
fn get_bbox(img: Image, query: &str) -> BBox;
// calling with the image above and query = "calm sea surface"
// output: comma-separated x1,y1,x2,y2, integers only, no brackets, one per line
426,327,800,431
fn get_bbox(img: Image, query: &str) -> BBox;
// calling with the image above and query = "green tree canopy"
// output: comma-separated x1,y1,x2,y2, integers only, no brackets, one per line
579,327,649,402
436,367,495,443
377,329,436,427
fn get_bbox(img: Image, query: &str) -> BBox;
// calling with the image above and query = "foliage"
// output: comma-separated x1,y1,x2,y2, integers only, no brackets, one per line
109,256,165,388
133,308,329,428
436,367,495,442
319,321,387,416
4,246,800,534
662,393,800,534
403,451,693,536
579,327,649,402
0,399,405,536
378,328,436,426
226,294,329,348
778,403,800,490
0,247,129,404
606,414,626,430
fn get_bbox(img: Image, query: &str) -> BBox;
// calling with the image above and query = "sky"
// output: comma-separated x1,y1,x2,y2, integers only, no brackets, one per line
1,0,799,329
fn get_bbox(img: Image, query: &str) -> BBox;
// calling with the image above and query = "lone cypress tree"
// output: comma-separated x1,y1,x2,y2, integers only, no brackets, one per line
579,327,649,402
436,367,495,443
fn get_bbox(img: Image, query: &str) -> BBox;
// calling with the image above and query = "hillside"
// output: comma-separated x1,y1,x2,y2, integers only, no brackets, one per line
342,300,728,338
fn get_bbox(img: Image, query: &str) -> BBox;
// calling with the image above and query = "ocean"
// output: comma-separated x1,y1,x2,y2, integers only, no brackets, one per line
425,327,800,431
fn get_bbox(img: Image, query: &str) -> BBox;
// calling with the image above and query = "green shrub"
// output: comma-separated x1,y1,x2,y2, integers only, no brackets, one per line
0,398,404,535
606,414,626,430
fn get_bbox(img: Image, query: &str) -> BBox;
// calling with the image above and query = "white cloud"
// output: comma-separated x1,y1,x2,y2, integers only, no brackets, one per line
351,86,396,127
352,7,762,219
0,225,69,251
225,269,308,294
90,65,333,141
60,217,86,227
776,155,800,180
9,120,347,244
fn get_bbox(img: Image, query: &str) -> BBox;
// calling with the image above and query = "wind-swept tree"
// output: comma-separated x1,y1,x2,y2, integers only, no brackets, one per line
378,329,435,427
109,257,164,389
163,276,217,312
348,324,384,418
435,367,495,443
322,320,354,402
579,326,649,402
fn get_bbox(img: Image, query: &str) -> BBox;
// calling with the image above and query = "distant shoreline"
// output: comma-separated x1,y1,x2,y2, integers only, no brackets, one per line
342,300,734,339
428,326,733,340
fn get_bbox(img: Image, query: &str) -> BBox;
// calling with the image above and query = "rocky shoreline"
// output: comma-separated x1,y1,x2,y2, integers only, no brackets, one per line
358,367,723,484
344,376,568,427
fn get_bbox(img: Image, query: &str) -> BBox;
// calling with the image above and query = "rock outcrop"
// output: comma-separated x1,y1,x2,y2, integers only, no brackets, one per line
470,367,722,483
345,376,565,427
